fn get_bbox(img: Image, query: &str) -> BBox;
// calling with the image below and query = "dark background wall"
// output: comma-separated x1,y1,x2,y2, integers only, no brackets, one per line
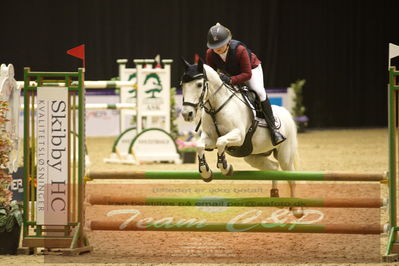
1,0,398,127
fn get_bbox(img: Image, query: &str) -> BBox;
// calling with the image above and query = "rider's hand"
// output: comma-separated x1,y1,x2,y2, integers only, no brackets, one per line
219,73,231,84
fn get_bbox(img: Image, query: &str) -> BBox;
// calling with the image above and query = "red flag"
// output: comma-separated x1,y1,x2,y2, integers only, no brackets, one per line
194,54,199,64
67,44,85,68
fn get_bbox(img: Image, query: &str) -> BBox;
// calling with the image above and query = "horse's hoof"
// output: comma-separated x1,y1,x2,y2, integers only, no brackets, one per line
270,188,279,198
202,176,213,183
290,207,304,218
226,164,234,176
202,172,213,182
219,164,234,176
200,169,213,182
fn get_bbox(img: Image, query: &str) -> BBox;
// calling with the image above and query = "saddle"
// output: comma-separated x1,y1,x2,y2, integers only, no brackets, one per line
223,86,280,157
240,86,281,129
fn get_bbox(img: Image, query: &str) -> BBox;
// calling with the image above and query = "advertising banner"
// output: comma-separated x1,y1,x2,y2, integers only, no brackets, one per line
36,87,69,225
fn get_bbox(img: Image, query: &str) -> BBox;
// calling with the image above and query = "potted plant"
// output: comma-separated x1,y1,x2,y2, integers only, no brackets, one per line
170,87,179,139
0,101,22,255
290,79,309,132
176,139,197,164
0,199,22,255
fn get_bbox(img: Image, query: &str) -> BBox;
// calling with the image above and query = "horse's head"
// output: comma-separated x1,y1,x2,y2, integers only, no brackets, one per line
180,58,206,121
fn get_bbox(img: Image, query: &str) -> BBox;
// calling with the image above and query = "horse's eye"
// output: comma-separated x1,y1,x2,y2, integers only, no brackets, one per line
196,83,202,88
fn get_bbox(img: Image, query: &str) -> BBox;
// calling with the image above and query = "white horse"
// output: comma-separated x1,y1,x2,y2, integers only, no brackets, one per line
180,59,303,217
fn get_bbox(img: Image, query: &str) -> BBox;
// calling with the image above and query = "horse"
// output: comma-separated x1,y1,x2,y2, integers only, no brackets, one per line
180,59,303,217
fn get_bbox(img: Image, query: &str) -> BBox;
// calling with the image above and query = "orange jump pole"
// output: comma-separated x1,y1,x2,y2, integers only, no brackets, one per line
87,195,385,208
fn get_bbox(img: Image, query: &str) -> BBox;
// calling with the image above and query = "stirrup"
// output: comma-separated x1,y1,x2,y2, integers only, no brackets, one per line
271,131,286,146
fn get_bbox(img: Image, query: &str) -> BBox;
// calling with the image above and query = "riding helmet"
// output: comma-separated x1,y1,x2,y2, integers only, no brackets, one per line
207,23,232,49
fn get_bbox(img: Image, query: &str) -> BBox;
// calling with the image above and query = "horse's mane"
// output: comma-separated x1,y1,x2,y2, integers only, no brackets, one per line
203,64,222,84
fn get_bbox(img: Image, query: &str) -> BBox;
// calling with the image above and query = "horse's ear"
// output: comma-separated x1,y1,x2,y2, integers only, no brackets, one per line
197,57,204,73
180,57,191,70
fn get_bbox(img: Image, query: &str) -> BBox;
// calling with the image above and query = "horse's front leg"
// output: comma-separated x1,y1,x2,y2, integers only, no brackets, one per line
216,128,243,176
197,132,215,182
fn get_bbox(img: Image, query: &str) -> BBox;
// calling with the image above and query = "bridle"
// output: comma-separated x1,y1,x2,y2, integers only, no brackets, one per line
181,70,252,136
181,73,209,110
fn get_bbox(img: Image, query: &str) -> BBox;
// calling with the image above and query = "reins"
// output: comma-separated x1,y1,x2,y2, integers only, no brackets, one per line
182,72,255,136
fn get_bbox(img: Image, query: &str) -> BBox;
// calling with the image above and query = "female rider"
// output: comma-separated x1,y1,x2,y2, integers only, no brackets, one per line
205,23,285,146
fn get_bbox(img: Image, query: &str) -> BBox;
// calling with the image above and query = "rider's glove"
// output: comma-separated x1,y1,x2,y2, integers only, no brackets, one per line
219,73,231,84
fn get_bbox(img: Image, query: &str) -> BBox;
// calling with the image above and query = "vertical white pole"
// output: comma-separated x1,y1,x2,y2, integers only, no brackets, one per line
117,59,128,133
162,59,173,132
134,59,145,132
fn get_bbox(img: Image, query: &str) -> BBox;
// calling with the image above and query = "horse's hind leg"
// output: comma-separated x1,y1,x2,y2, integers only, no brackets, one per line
244,155,280,197
270,182,280,198
276,148,304,218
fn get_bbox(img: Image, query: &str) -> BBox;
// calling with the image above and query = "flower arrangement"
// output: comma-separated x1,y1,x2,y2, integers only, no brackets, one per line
0,172,12,207
175,139,197,152
0,103,12,159
0,101,13,206
176,139,197,164
0,101,22,255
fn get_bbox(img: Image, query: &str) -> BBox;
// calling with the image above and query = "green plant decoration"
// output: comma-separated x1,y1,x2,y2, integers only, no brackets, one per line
290,79,309,132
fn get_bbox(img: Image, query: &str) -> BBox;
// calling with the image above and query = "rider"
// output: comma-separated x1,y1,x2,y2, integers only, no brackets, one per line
205,22,286,146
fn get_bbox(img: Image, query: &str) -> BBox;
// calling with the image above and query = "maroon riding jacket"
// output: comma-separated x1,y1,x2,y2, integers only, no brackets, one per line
206,40,261,85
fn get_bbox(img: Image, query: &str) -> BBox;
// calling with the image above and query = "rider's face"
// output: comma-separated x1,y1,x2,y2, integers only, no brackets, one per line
213,44,229,54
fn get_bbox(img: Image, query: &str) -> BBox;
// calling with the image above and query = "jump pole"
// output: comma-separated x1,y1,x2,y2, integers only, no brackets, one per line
20,103,136,110
17,80,136,88
87,195,386,208
88,221,385,235
87,170,387,182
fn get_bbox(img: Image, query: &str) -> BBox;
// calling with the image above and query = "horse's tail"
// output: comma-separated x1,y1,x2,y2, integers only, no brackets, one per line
293,146,300,171
274,105,300,171
290,115,300,171
283,104,300,170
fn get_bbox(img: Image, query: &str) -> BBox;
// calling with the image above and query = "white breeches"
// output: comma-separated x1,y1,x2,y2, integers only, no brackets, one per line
245,64,267,102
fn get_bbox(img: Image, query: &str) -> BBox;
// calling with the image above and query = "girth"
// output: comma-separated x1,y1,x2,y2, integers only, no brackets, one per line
225,119,259,157
202,83,261,157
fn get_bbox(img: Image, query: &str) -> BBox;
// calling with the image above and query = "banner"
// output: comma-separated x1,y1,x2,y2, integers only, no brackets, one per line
36,87,69,225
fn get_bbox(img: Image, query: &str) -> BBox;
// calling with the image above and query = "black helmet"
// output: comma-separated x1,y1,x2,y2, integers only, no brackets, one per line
207,23,232,49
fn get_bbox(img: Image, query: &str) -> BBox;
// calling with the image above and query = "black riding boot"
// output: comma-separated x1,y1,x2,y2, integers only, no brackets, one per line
260,98,286,146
